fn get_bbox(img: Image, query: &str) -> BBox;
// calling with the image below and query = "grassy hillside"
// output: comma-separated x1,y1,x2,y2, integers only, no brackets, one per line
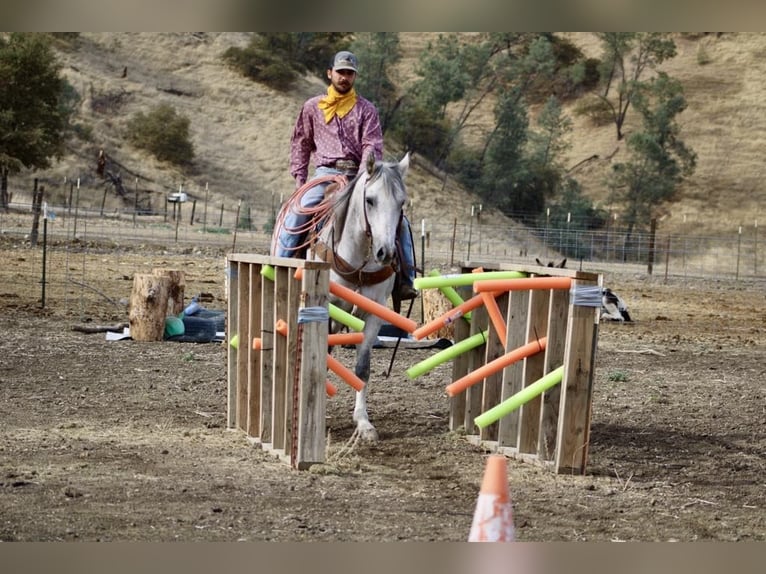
28,32,766,244
561,32,766,235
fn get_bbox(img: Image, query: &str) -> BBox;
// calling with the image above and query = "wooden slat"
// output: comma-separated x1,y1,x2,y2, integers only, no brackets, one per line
464,302,488,433
226,258,238,429
296,267,329,469
538,288,569,461
497,288,530,448
517,286,550,454
236,262,250,432
259,266,275,445
227,253,327,271
271,265,290,453
285,266,301,466
555,279,600,474
246,264,263,437
463,259,599,282
449,283,473,431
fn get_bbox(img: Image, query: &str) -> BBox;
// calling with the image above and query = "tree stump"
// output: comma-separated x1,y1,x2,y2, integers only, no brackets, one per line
153,268,185,315
129,274,171,341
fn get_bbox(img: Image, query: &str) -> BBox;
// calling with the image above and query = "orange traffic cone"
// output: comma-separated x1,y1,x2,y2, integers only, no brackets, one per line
468,454,515,542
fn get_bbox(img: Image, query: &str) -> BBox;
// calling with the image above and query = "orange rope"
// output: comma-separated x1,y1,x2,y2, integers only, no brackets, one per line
272,175,349,256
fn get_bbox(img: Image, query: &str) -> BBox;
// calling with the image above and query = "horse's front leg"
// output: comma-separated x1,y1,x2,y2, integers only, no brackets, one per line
353,320,379,442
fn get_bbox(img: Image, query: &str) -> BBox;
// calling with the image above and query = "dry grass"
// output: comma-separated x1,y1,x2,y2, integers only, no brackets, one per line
28,32,766,248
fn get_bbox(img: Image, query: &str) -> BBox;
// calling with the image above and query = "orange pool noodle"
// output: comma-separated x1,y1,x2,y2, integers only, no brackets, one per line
480,290,507,344
270,318,363,393
276,319,363,347
474,276,572,293
412,291,502,341
294,268,417,334
325,381,338,397
326,354,365,392
275,318,288,336
328,332,365,346
445,336,548,397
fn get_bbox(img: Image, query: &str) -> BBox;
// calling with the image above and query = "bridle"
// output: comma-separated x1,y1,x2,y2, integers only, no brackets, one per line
314,165,400,287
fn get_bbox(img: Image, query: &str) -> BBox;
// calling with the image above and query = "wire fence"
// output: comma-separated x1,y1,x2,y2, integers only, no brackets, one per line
1,196,764,319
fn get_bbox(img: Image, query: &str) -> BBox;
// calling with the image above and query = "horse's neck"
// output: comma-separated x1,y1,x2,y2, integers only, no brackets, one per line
319,189,376,270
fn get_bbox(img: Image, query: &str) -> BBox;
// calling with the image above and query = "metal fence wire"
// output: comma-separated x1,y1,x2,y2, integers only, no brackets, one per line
1,198,763,317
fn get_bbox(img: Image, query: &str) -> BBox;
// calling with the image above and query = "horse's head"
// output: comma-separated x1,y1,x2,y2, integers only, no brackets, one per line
353,153,409,267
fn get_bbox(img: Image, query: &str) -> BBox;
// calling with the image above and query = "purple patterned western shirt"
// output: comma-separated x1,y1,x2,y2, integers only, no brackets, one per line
289,93,383,186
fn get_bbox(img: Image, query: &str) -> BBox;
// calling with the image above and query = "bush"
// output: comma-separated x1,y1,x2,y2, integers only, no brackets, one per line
388,100,451,165
222,33,350,90
223,44,300,91
696,44,712,66
573,95,613,127
126,104,194,166
238,205,256,231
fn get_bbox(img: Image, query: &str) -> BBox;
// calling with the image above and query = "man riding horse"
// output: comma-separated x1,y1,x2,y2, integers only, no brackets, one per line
273,50,417,301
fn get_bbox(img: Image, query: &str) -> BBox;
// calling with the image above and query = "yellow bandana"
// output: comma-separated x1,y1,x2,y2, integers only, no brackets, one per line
318,86,357,123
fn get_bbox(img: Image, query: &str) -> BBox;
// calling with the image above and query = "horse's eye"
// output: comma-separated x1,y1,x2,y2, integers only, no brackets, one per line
366,197,374,208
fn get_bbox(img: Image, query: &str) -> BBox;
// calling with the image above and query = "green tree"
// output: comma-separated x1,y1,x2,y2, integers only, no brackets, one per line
506,96,573,219
403,34,495,167
477,37,564,219
608,72,696,243
479,87,529,214
126,103,194,166
596,32,677,140
0,33,71,208
527,96,572,176
350,33,401,134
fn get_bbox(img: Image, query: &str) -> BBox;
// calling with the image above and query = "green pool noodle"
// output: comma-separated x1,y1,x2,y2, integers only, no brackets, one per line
260,264,276,281
414,270,527,290
261,264,365,332
474,366,565,429
428,269,471,322
328,305,365,332
406,329,489,379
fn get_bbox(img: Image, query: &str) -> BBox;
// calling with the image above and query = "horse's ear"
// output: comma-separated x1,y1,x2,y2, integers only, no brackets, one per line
366,154,375,175
398,152,410,178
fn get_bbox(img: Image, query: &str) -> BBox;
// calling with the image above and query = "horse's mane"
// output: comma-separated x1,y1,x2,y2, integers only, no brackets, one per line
323,170,361,240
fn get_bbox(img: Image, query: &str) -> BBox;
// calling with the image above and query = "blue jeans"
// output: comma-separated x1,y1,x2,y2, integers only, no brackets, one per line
398,214,416,286
274,168,338,258
276,167,415,286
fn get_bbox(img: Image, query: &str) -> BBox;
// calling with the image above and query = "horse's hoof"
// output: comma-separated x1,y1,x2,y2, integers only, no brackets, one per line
357,422,379,443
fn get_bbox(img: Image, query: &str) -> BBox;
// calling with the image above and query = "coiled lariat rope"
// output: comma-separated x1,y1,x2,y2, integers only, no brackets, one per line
271,174,349,256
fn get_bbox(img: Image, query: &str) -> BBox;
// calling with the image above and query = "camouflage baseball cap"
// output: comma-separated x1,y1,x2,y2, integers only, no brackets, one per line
332,51,358,72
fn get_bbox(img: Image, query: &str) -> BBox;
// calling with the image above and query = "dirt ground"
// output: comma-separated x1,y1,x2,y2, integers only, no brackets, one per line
0,239,764,542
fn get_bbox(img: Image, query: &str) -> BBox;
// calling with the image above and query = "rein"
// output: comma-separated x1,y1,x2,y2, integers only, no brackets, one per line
313,241,394,286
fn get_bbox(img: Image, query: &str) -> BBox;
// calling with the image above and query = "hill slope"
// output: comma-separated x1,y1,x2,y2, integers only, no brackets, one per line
30,32,766,244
